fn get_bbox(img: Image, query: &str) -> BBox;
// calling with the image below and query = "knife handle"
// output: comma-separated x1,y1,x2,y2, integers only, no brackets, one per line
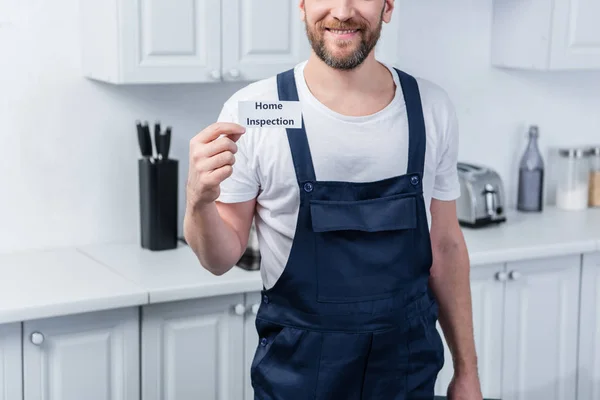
136,121,152,157
161,127,172,160
154,121,161,159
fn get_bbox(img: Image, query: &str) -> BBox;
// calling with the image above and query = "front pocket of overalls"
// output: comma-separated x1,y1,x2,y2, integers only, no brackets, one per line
310,194,418,303
251,320,318,396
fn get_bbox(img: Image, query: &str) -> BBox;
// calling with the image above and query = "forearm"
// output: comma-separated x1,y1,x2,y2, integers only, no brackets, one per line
429,235,478,376
183,201,244,275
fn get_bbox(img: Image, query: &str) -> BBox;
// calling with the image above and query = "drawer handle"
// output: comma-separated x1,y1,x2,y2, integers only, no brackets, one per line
233,304,246,316
31,332,44,346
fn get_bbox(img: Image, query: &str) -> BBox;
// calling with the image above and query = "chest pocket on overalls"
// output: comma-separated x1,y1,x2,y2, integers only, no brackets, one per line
310,193,420,303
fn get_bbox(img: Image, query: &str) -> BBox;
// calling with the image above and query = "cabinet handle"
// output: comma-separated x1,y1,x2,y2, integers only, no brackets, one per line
495,271,508,281
229,68,240,79
251,303,259,315
233,303,246,316
509,270,521,280
30,332,44,346
210,70,221,80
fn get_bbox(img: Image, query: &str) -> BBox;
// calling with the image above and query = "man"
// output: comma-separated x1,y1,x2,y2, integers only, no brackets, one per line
184,0,482,398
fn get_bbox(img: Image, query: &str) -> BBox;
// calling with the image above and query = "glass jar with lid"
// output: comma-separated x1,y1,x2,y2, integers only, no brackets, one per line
587,146,600,207
555,147,589,210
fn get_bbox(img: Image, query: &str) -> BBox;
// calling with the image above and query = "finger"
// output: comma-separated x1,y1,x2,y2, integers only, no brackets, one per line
201,136,238,158
198,151,236,172
197,123,246,144
205,165,233,186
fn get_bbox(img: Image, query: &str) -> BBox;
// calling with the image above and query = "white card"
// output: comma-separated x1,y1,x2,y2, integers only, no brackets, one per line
238,101,302,129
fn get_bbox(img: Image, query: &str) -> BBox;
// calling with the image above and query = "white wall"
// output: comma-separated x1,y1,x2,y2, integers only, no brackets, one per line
1,0,599,254
391,0,600,206
0,0,246,254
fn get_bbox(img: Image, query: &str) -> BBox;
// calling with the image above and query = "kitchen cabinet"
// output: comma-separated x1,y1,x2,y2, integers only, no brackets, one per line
577,252,600,399
492,0,600,70
243,292,261,400
0,323,22,400
221,1,312,82
79,0,402,84
141,293,246,400
79,0,310,84
434,264,505,399
22,307,140,400
501,255,580,400
434,255,580,400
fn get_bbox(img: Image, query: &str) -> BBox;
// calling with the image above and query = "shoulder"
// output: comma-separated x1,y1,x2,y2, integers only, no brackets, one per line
404,72,458,141
413,75,456,122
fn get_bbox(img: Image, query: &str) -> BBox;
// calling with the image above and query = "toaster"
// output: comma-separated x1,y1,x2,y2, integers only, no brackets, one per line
456,162,507,228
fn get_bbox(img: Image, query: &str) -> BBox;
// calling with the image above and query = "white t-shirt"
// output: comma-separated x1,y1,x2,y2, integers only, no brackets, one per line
216,60,461,289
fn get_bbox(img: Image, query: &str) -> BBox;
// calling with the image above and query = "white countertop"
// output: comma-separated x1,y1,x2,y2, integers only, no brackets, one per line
79,242,262,304
0,248,147,325
462,207,600,265
1,206,599,325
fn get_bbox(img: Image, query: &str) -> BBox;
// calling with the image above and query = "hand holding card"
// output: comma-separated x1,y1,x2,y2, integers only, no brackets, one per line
186,122,246,208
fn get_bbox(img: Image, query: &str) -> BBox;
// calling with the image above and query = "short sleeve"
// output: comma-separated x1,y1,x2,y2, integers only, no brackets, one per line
432,102,461,201
215,103,260,203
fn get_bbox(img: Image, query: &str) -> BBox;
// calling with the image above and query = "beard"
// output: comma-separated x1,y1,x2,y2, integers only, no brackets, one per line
305,11,384,70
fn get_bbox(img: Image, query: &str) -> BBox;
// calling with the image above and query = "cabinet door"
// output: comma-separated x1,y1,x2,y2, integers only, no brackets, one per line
501,255,580,400
142,294,245,400
550,0,600,69
434,264,504,399
23,307,139,400
221,0,311,82
118,0,222,83
577,252,600,399
0,323,22,400
244,292,262,400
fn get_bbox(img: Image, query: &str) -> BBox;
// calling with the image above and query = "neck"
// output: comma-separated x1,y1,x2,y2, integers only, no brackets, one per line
303,51,390,94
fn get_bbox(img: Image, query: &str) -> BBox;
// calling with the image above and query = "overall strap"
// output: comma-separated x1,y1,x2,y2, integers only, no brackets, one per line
394,68,427,176
276,69,316,183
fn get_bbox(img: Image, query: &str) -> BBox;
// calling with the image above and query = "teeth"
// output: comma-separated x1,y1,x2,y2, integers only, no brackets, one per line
329,29,357,34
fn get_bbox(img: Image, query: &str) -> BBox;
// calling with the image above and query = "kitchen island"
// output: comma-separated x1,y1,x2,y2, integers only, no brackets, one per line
0,206,598,400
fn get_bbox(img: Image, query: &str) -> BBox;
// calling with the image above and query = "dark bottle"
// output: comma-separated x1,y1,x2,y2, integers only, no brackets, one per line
517,125,544,212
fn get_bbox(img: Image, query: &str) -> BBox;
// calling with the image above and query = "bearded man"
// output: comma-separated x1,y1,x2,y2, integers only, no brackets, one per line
184,1,483,399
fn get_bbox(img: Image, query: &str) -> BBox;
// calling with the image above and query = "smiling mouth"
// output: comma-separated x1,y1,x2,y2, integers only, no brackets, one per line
325,28,360,34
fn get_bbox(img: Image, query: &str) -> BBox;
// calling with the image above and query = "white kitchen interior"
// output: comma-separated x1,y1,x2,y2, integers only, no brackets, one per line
1,0,599,399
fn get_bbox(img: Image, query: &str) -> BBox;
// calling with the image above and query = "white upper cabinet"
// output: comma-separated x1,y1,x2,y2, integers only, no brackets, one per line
221,0,311,82
79,0,311,84
492,0,600,70
80,0,221,84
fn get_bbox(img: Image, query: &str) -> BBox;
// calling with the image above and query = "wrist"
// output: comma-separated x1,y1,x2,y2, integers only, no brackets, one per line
453,359,479,377
185,193,212,214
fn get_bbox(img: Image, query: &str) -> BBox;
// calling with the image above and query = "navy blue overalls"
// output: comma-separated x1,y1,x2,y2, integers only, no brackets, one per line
250,67,445,400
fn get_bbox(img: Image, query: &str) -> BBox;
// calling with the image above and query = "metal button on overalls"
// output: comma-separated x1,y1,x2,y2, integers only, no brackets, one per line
249,68,444,400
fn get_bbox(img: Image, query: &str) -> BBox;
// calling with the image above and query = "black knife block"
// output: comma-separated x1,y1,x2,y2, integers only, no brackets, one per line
138,158,178,251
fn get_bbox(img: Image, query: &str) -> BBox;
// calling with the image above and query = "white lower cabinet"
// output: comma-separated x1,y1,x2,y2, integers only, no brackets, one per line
0,323,22,400
435,255,581,400
577,252,600,399
22,307,140,400
141,293,250,400
244,292,262,400
435,263,505,398
501,255,580,400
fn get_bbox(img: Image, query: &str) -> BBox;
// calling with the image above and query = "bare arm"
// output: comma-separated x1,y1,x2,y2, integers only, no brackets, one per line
183,199,255,275
183,121,256,276
428,198,479,377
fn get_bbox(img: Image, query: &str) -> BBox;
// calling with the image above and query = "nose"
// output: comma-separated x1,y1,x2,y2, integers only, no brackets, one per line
329,0,355,21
